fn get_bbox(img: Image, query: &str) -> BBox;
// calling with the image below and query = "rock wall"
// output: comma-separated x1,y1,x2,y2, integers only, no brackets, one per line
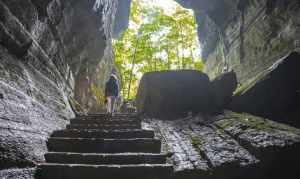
0,0,123,176
176,0,300,84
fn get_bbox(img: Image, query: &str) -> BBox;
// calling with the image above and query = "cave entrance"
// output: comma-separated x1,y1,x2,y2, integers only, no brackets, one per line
113,0,203,100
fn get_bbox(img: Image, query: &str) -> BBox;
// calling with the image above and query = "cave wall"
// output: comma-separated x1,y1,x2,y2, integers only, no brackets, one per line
0,0,123,175
176,0,300,84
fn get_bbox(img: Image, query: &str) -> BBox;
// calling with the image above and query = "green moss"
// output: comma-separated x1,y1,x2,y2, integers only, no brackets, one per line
217,112,300,135
191,136,203,154
91,84,105,106
234,70,268,96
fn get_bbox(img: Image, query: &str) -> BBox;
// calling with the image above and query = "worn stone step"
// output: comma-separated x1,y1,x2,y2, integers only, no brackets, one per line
47,138,162,153
76,113,138,120
74,116,138,121
70,118,140,125
36,163,173,179
66,124,141,130
45,152,167,165
51,129,154,139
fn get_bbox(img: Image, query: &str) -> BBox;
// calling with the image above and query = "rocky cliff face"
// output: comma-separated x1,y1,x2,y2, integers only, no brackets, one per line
0,0,123,177
176,0,300,83
175,0,300,127
1,0,299,178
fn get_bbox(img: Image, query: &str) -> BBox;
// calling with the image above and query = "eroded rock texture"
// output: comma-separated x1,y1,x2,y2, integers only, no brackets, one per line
144,111,300,179
0,168,35,179
230,52,300,128
176,0,300,84
0,0,122,176
175,0,300,128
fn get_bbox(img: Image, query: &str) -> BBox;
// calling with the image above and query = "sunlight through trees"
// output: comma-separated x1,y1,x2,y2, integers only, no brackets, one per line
113,0,204,100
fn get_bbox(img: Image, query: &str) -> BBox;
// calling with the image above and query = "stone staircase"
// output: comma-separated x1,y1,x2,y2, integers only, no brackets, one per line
35,113,173,179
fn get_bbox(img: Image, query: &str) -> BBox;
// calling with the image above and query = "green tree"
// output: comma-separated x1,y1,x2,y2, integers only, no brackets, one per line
113,0,204,100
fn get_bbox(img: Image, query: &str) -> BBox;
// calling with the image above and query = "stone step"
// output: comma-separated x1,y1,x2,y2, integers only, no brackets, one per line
76,113,138,120
47,138,162,153
70,118,140,125
36,163,173,179
51,129,154,139
66,124,141,130
45,152,167,165
74,116,138,121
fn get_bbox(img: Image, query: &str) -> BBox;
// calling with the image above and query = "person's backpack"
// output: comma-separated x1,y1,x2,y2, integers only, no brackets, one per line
105,75,119,96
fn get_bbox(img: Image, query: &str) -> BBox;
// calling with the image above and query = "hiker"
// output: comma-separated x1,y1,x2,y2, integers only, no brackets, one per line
105,70,119,116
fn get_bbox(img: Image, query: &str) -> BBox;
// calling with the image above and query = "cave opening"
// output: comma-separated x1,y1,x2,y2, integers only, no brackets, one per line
112,0,203,101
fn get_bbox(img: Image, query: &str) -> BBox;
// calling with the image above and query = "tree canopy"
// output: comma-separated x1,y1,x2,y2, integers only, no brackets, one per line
113,0,204,100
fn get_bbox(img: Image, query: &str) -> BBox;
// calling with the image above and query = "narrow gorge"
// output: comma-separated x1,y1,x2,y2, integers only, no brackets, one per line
0,0,299,179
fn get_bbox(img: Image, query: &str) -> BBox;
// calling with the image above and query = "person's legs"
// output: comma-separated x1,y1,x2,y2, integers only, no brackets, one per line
111,96,116,114
106,97,112,114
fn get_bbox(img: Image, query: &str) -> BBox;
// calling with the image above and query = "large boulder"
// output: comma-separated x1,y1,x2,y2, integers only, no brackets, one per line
211,71,238,112
229,52,300,128
136,70,214,118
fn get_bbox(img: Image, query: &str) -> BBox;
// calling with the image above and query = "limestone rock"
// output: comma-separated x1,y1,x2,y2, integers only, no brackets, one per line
0,168,35,179
0,0,123,173
175,0,300,86
144,111,300,179
113,0,131,38
229,52,300,128
210,71,237,112
136,70,214,118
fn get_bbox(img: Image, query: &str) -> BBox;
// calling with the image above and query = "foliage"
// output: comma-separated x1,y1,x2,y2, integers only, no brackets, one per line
91,84,106,106
113,0,204,100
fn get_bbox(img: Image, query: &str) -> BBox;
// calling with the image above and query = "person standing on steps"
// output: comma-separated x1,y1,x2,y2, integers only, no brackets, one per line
105,69,120,116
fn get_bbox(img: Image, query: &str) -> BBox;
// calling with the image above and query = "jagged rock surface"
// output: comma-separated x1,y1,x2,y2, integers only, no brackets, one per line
113,0,131,38
175,0,300,84
0,168,35,179
0,0,123,176
144,111,300,179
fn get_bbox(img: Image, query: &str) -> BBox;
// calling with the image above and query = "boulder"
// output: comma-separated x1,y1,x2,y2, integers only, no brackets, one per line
229,52,300,128
136,70,214,118
210,71,238,112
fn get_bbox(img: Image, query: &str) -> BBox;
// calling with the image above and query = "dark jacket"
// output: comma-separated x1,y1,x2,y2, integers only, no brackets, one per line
105,75,119,97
